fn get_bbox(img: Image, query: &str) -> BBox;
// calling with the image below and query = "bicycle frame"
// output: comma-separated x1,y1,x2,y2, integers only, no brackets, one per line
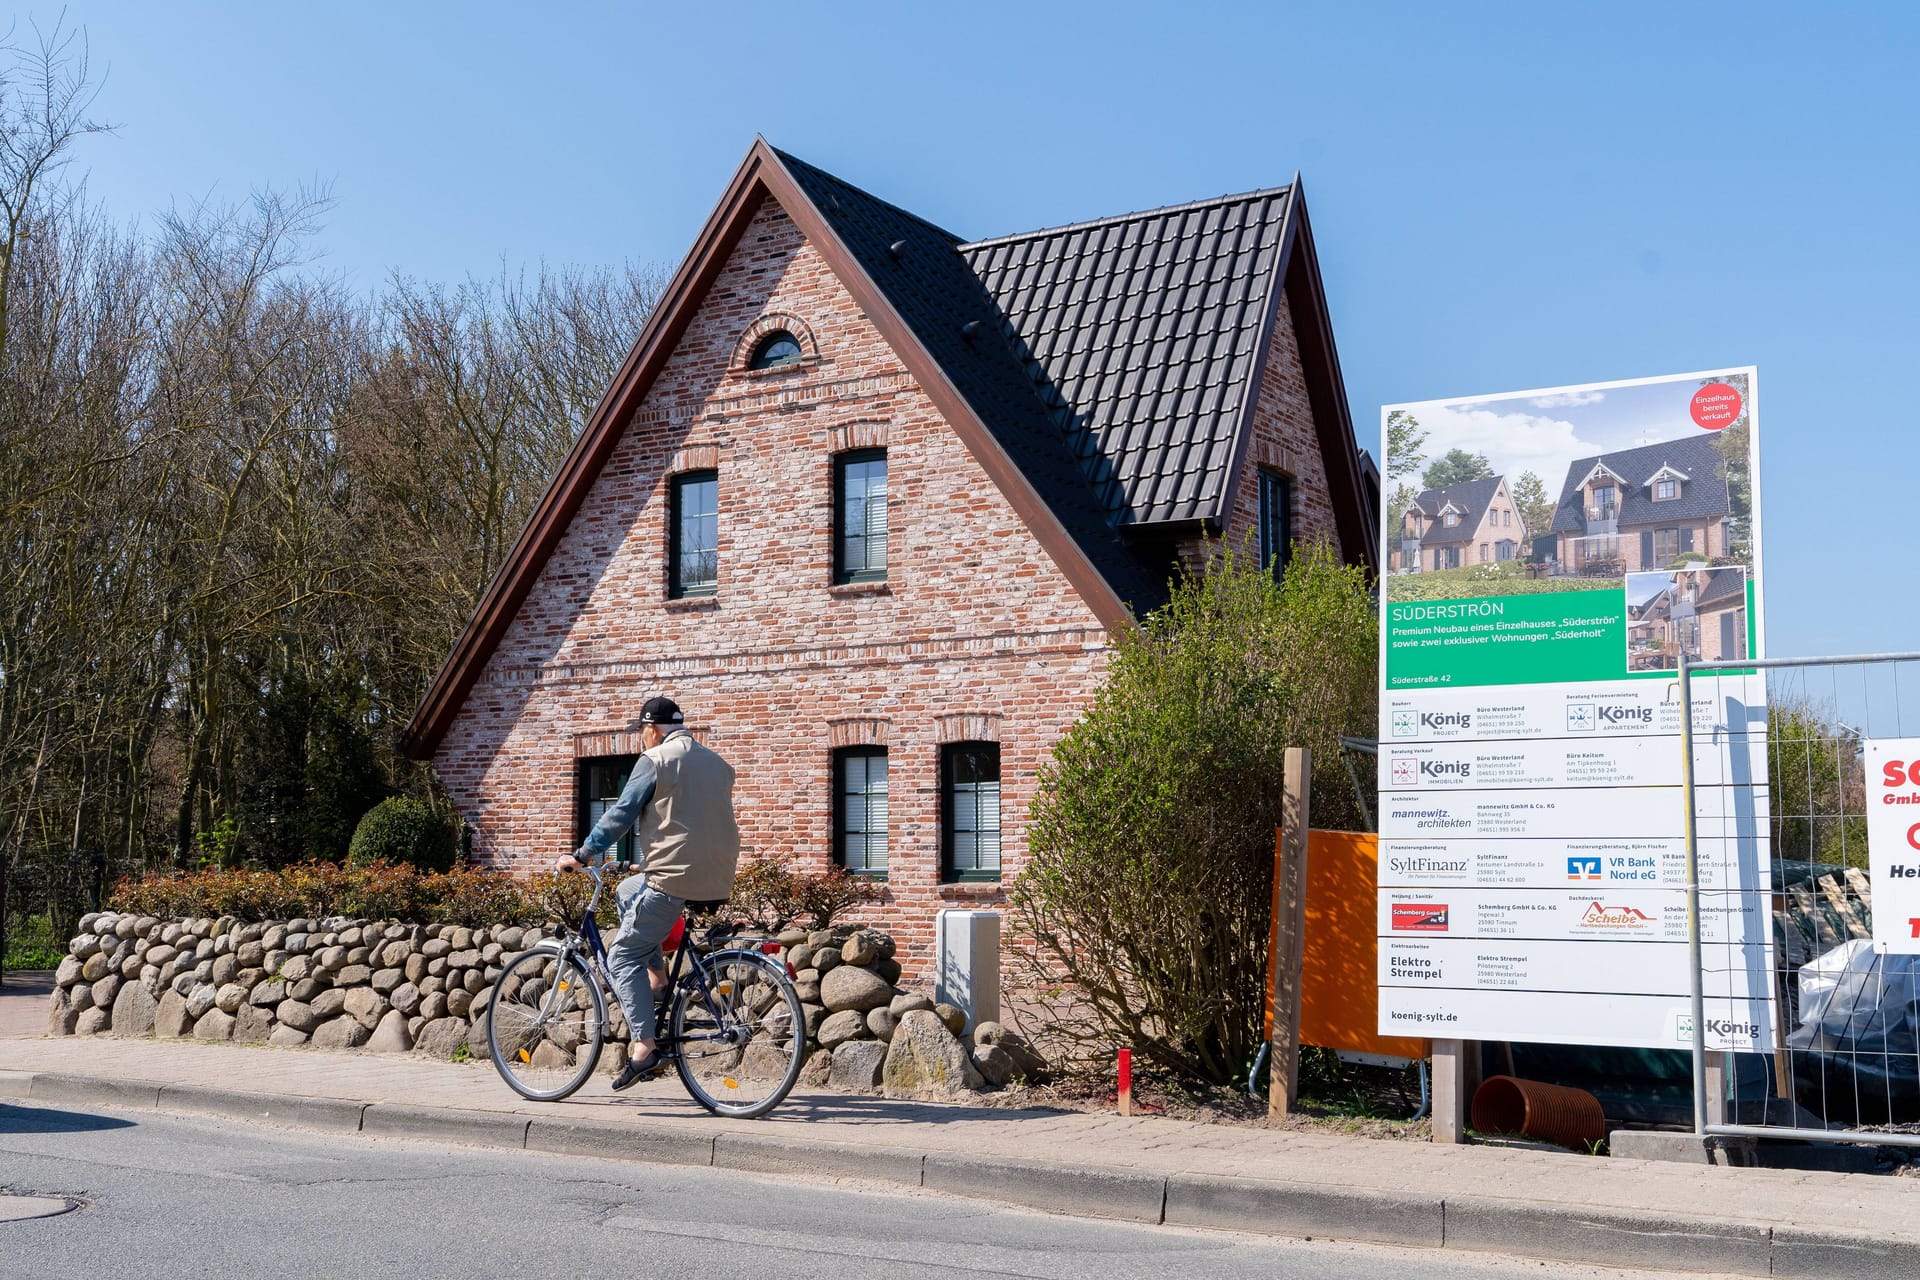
532,863,758,1055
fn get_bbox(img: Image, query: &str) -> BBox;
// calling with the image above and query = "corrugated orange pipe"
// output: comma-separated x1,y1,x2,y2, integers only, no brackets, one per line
1471,1075,1607,1151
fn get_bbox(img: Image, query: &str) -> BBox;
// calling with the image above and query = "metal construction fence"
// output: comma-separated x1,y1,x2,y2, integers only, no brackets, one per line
1681,650,1920,1147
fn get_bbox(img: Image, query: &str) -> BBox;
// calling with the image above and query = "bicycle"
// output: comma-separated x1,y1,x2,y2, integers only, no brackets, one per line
486,861,807,1118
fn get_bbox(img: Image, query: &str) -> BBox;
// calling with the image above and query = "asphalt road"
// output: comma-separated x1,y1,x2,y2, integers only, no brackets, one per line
0,1101,1729,1280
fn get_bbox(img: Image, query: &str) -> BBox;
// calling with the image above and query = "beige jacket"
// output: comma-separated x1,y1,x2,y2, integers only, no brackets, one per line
630,729,741,901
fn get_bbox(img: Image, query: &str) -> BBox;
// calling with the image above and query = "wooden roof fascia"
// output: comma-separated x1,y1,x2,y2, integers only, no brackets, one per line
1279,180,1379,573
755,149,1137,635
400,146,778,759
1205,182,1302,533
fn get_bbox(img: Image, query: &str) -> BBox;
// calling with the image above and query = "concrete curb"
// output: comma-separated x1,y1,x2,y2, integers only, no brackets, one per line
1164,1172,1444,1248
156,1084,368,1133
525,1116,715,1168
362,1103,530,1149
1442,1195,1772,1275
924,1151,1166,1224
713,1132,925,1189
6,1066,1911,1278
1768,1226,1920,1280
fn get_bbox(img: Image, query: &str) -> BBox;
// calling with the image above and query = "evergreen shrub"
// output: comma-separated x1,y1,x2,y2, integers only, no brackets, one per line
347,797,456,872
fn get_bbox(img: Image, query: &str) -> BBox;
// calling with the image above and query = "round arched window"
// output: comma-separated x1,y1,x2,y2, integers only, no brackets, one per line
748,331,804,370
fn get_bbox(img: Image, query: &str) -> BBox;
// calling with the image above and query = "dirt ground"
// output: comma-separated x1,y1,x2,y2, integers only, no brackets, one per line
977,1049,1434,1142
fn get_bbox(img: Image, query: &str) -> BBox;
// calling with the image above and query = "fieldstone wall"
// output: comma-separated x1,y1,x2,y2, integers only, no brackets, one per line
45,912,1046,1098
48,911,524,1058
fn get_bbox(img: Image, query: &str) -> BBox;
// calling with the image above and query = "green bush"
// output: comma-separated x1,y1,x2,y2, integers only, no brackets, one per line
4,914,65,969
1009,542,1375,1085
347,797,456,872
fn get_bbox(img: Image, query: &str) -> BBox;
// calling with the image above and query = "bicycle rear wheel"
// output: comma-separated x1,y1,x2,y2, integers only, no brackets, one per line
670,949,806,1118
488,946,605,1101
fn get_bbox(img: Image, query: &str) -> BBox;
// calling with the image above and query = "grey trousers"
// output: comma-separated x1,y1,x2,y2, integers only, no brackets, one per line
608,872,683,1043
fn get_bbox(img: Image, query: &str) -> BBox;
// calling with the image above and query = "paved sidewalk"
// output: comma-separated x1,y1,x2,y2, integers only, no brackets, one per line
2,1025,1915,1277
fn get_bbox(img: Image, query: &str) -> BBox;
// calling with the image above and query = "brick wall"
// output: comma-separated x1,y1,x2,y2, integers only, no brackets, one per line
1212,292,1346,567
431,194,1112,976
430,195,1350,978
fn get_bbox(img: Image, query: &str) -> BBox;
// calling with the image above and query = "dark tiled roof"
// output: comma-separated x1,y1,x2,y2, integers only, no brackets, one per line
959,189,1293,527
1550,434,1731,536
1411,476,1503,547
776,151,1164,612
1696,567,1746,606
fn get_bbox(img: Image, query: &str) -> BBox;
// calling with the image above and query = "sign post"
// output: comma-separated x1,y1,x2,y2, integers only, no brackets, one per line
1268,747,1311,1117
1377,369,1774,1062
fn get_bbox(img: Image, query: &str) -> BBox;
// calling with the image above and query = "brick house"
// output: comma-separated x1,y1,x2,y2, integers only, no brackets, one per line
1393,475,1524,573
1548,434,1732,576
1626,567,1748,671
401,140,1376,973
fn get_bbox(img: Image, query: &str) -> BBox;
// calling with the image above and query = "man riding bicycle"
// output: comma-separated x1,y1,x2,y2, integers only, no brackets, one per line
554,696,740,1090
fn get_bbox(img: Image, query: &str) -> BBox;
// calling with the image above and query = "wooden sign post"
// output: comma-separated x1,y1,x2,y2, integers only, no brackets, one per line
1268,746,1311,1117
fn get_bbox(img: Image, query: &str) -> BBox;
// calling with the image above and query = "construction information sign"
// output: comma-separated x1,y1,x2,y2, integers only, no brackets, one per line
1865,738,1920,953
1376,368,1776,1050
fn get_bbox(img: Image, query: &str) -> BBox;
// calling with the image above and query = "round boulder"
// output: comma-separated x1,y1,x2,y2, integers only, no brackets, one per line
820,964,891,1014
817,1009,868,1050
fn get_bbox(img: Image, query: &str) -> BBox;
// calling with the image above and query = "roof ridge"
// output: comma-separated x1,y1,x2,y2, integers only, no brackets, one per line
959,183,1294,251
769,146,963,243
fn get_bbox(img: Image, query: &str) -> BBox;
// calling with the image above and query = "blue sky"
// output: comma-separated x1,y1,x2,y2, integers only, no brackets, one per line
59,2,1919,657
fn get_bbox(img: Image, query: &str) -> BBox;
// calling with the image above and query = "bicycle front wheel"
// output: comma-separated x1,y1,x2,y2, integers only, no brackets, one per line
671,949,806,1118
488,946,606,1101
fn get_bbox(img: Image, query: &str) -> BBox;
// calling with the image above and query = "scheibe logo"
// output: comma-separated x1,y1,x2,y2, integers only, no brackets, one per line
1580,902,1656,930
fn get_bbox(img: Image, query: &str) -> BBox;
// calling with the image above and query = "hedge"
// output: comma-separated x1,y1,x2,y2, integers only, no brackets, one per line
110,857,883,930
110,862,597,928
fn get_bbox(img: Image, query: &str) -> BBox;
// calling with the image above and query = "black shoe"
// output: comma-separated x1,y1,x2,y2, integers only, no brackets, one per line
611,1049,665,1091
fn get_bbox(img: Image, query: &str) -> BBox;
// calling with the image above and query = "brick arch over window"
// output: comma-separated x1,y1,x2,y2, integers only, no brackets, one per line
827,718,890,749
733,312,819,372
830,420,888,453
935,713,1001,744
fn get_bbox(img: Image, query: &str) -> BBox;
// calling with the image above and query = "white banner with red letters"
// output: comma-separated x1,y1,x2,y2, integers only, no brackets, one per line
1866,737,1920,953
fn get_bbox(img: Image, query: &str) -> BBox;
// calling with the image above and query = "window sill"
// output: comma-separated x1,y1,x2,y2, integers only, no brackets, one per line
828,580,891,598
664,595,720,612
937,880,1003,897
740,358,820,380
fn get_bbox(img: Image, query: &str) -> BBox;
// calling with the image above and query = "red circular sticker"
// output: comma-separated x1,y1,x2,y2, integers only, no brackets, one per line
1690,383,1742,430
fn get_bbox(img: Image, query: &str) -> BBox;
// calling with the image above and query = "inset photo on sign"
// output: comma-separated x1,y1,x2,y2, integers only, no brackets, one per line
1623,566,1749,672
1384,370,1753,605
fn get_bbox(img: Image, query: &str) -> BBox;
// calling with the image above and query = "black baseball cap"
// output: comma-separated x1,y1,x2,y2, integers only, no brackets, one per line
639,696,685,725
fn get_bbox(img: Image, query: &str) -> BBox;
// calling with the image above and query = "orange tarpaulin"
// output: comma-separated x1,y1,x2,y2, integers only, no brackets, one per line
1267,828,1428,1061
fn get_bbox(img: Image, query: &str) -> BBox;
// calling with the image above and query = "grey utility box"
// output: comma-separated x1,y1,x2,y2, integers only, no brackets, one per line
934,908,1000,1034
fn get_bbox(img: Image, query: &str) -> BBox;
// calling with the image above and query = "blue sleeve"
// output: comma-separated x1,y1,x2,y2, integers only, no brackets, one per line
579,755,658,862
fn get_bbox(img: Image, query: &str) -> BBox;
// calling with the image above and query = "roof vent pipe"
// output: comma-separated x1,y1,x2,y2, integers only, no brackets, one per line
889,239,908,257
961,320,983,339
